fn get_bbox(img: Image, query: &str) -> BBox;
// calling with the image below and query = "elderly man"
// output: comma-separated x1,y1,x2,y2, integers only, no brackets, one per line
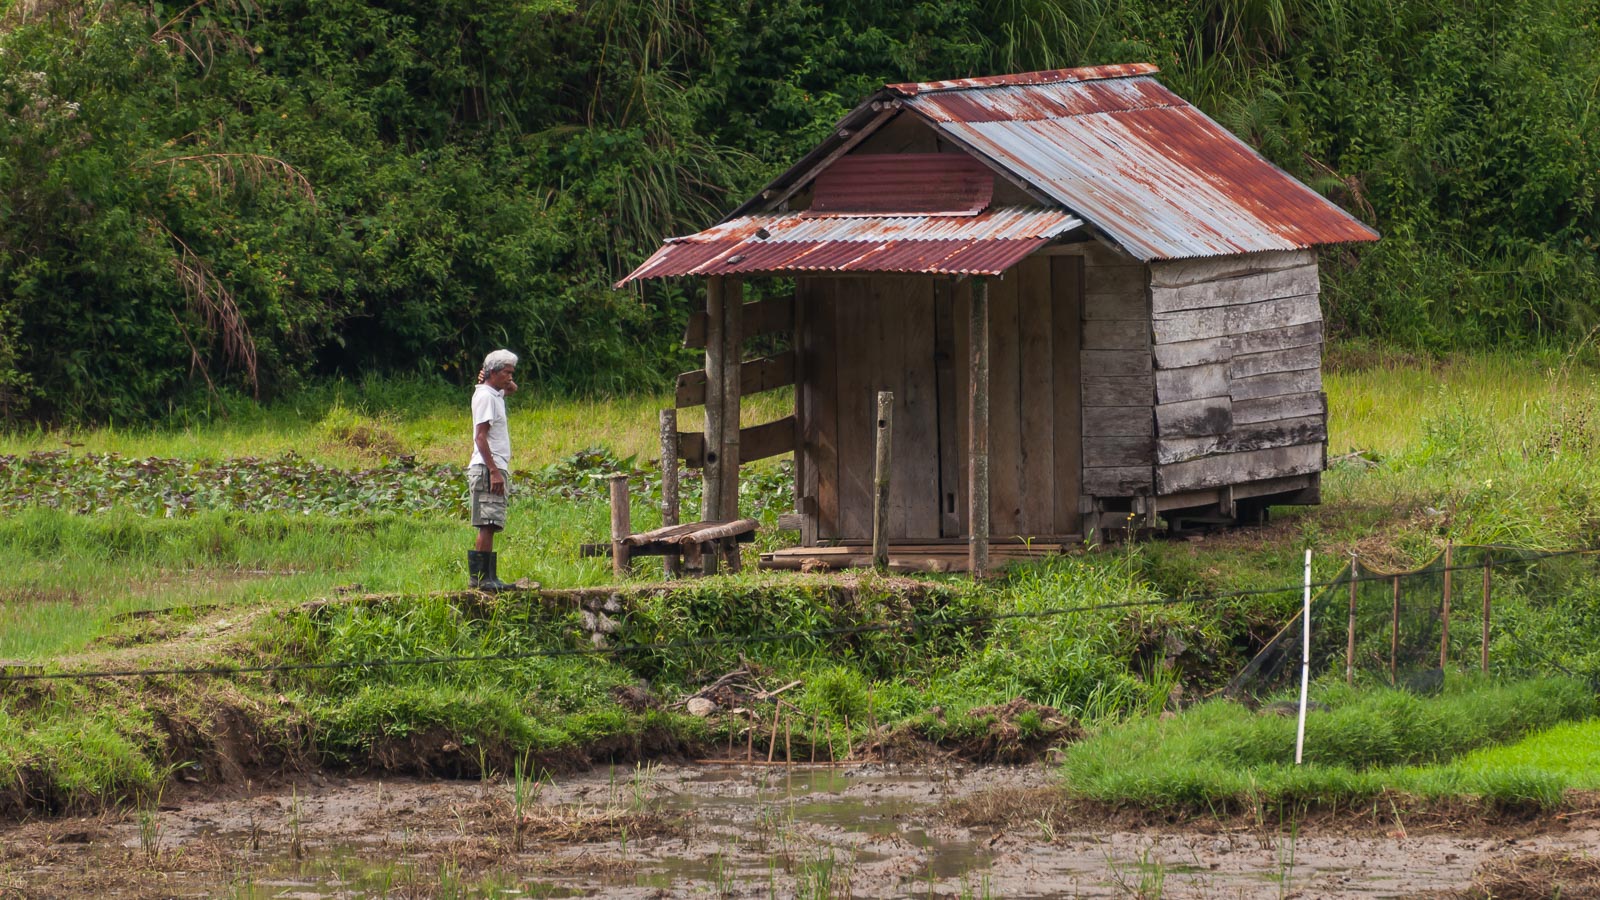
467,349,518,591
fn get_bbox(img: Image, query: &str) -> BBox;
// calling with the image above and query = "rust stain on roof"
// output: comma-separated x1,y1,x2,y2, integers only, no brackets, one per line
617,208,1082,285
902,71,1379,259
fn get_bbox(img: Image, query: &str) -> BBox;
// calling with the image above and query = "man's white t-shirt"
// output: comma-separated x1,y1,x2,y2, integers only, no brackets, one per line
468,384,511,472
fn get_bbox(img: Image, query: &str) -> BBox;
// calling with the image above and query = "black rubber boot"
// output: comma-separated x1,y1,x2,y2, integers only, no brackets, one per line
468,550,512,592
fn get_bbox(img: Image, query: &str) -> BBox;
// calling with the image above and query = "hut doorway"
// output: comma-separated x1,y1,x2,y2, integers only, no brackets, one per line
797,254,1084,545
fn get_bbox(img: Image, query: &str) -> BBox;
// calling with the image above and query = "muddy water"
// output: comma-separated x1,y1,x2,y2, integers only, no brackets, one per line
2,763,1596,898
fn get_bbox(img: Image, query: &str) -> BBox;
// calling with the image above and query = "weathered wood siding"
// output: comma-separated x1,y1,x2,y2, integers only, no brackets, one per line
1072,241,1154,498
796,254,1083,544
798,276,942,542
1148,249,1327,495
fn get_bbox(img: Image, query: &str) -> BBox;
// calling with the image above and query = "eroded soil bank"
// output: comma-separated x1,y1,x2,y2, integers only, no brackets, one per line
2,763,1597,898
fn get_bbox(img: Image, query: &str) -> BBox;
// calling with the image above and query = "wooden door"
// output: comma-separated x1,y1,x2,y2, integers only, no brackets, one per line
935,255,1083,538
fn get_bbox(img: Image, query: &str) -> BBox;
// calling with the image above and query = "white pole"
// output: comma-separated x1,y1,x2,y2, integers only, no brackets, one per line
1295,548,1312,765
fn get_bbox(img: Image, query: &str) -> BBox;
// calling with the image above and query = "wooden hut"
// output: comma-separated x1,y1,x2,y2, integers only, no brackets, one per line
620,63,1378,572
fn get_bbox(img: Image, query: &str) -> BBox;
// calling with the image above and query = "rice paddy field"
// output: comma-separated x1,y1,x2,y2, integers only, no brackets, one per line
2,349,1600,898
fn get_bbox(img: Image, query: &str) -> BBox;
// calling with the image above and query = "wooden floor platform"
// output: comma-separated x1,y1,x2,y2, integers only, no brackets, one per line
759,538,1080,573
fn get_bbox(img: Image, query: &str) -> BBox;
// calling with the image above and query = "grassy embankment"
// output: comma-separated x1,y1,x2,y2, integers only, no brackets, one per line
3,351,1600,816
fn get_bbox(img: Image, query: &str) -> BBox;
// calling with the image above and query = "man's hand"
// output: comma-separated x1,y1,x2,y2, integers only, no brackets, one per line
489,468,506,495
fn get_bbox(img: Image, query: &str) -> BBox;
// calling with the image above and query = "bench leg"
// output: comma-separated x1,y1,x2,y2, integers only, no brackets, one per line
722,537,742,574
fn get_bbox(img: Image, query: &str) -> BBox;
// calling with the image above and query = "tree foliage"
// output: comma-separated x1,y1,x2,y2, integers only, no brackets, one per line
0,0,1596,420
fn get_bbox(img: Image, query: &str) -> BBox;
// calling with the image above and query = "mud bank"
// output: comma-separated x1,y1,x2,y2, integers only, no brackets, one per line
3,763,1598,898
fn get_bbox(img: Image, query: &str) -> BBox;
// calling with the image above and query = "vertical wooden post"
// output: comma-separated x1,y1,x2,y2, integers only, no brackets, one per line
702,277,726,522
1440,541,1453,670
968,278,991,578
609,474,631,578
1390,575,1400,686
1346,554,1358,685
872,390,894,572
659,409,680,578
1481,560,1492,675
719,279,744,522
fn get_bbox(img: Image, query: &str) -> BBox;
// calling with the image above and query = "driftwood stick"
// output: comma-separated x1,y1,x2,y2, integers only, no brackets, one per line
677,518,760,545
766,702,782,764
873,390,894,572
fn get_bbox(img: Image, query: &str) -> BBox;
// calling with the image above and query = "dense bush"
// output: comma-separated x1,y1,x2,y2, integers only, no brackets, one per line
1,0,1597,421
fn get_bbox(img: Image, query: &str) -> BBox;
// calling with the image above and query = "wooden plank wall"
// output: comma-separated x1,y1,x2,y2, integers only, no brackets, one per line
935,256,1080,539
1073,242,1154,498
1148,249,1327,495
798,259,1082,543
799,275,943,541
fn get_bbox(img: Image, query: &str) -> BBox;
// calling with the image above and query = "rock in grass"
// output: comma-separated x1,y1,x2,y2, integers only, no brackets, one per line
686,698,718,717
1262,700,1330,716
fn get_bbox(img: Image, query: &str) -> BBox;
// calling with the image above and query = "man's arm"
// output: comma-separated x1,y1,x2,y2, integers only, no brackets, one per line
475,421,505,495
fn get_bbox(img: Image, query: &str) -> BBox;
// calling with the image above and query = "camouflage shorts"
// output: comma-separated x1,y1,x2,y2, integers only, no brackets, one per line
467,464,510,530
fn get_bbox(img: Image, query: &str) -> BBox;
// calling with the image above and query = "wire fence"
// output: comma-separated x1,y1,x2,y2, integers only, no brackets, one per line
1227,544,1600,701
4,543,1599,689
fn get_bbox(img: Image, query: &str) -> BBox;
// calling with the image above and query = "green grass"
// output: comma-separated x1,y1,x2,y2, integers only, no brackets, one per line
1061,678,1597,812
5,350,1600,815
0,376,793,469
1445,718,1600,789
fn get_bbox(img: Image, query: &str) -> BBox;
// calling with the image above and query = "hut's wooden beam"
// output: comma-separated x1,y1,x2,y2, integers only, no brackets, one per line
719,279,743,521
702,276,726,521
968,277,991,577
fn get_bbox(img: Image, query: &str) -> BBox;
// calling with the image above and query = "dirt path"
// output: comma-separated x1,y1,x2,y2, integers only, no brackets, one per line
2,764,1596,898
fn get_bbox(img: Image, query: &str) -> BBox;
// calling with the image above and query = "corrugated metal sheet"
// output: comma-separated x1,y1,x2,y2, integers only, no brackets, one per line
900,72,1379,260
888,63,1160,96
617,208,1081,285
807,154,992,217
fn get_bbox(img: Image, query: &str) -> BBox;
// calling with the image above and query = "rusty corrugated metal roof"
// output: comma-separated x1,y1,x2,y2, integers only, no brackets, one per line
617,208,1082,285
806,154,992,217
897,70,1379,260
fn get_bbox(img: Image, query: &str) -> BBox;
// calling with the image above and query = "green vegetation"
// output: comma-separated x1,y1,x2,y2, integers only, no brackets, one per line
2,0,1598,419
3,352,1600,818
1061,679,1596,812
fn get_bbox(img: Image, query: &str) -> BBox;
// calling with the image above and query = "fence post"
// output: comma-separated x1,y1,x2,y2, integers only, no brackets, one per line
1295,548,1311,766
872,391,894,572
1440,541,1452,670
1390,575,1400,686
1481,558,1492,675
1346,553,1358,685
660,408,680,578
610,474,631,578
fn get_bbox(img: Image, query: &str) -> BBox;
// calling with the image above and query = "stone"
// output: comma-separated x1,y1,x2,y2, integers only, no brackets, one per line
686,697,718,717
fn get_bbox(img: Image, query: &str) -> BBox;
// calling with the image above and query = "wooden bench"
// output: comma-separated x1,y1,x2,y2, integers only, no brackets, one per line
582,518,759,576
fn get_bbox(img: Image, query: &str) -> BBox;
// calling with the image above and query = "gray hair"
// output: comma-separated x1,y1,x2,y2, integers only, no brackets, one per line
481,349,519,373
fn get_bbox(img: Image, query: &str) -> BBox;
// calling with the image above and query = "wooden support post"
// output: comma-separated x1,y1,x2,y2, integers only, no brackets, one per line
720,279,744,522
1482,560,1492,675
660,409,680,578
872,390,894,572
1440,541,1452,670
703,277,726,522
1390,575,1400,686
1346,554,1358,685
968,277,991,578
610,474,631,578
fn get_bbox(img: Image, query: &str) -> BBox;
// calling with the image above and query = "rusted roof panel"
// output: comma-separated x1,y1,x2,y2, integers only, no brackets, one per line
806,154,993,217
902,73,1379,260
888,63,1160,96
618,208,1081,284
